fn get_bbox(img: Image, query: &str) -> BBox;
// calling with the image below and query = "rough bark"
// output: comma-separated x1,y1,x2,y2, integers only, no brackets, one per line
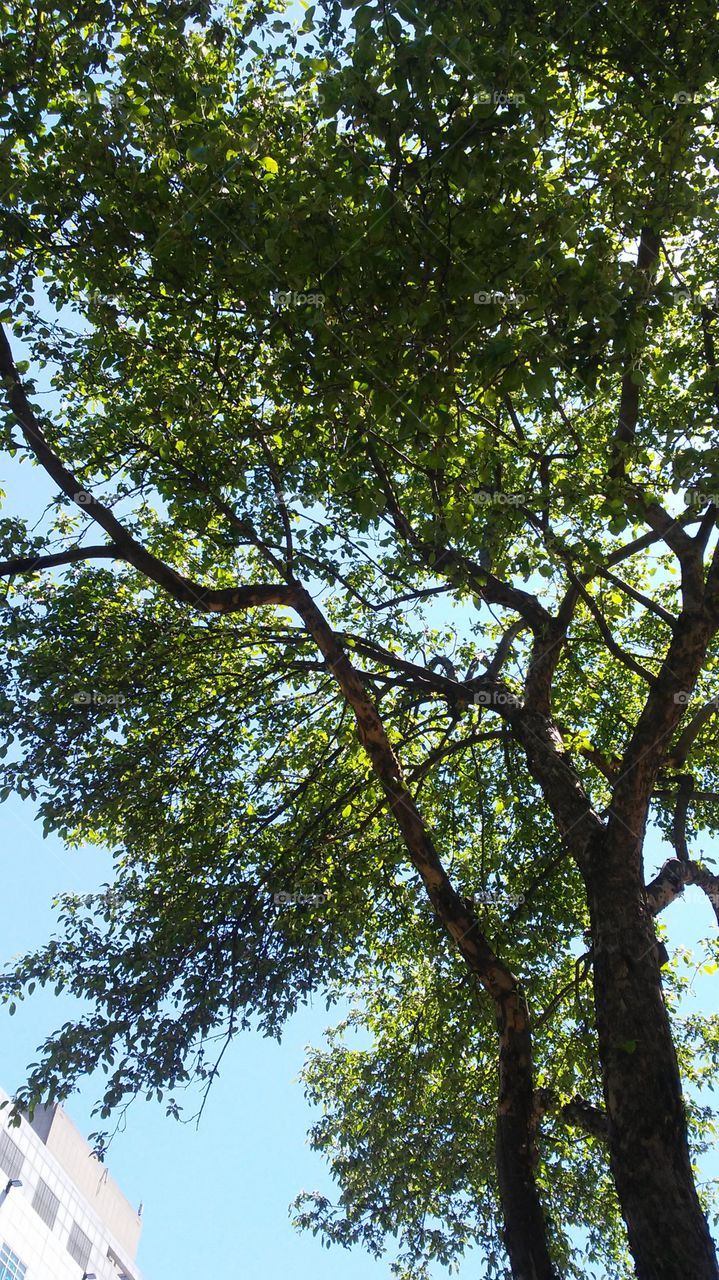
586,846,718,1279
583,551,719,1275
495,994,560,1280
504,524,719,1276
445,661,719,1273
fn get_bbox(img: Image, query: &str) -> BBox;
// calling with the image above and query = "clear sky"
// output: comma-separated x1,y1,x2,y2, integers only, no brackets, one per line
1,338,719,1279
0,789,396,1280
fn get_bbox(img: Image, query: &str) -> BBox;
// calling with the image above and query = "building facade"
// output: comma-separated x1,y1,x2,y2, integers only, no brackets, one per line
0,1087,142,1280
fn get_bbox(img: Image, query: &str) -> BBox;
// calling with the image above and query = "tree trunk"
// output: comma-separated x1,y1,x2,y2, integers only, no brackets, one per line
495,990,559,1280
587,852,719,1279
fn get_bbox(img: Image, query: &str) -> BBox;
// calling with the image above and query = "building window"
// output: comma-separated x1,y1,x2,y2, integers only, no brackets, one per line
0,1134,23,1183
67,1221,92,1270
0,1242,27,1280
31,1176,60,1230
107,1244,136,1279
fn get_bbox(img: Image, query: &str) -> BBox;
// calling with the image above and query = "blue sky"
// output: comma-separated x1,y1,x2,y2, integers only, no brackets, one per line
0,789,393,1280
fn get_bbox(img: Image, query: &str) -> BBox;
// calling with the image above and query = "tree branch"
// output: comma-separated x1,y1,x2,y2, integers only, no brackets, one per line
0,544,121,576
0,326,292,615
645,857,719,925
485,619,530,681
289,582,557,1277
608,226,661,480
668,698,719,767
569,572,655,685
671,774,694,862
533,1087,608,1142
560,1095,609,1142
365,442,551,634
604,607,718,861
595,566,676,627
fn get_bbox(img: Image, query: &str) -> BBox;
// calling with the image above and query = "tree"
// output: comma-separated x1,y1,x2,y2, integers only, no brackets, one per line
1,0,719,1274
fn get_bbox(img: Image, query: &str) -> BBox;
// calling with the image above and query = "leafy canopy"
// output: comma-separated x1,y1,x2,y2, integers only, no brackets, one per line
1,0,719,1276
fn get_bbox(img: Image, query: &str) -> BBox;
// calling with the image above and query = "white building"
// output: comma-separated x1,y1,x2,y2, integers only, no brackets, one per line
0,1087,143,1280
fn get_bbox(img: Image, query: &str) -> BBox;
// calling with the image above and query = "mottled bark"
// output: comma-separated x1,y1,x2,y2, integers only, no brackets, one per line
646,857,719,922
586,847,718,1279
496,992,560,1280
507,562,719,1276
